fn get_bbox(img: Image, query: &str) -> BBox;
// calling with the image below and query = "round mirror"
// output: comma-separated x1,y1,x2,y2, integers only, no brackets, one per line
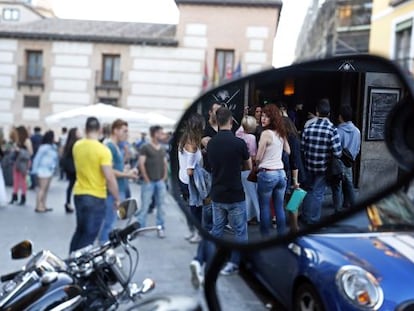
117,198,139,220
169,55,414,245
11,240,33,260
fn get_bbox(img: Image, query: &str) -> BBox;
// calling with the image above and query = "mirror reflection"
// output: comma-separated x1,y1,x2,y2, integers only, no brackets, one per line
172,56,413,244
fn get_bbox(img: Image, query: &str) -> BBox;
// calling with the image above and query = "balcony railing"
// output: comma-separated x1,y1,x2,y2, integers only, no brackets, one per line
17,66,44,89
95,71,123,92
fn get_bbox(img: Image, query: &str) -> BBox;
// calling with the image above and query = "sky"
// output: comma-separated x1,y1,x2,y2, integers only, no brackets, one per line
50,0,311,67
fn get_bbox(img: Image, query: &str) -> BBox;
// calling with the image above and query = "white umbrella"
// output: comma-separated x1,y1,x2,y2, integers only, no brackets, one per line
144,112,177,126
45,103,149,129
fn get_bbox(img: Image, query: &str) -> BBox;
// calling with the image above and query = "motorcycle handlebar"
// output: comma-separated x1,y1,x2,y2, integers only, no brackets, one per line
109,222,140,246
1,270,21,282
73,222,148,263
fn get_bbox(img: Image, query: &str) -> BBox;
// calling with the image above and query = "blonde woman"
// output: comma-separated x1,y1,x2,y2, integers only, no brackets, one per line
236,116,260,224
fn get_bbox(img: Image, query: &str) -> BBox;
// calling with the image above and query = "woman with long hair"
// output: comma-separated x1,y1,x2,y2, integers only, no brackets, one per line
178,113,204,243
256,104,290,236
9,126,33,205
61,127,80,213
32,130,58,213
282,116,305,232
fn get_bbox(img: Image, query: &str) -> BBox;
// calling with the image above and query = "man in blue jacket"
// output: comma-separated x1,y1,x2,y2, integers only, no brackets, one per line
335,105,361,209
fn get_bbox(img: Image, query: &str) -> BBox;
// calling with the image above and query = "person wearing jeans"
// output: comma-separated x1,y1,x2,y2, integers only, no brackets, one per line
207,107,251,276
70,195,107,251
138,180,167,229
302,173,327,223
257,170,287,235
301,99,342,224
137,125,168,238
69,117,120,253
332,105,361,210
99,119,137,244
256,104,290,236
236,116,260,223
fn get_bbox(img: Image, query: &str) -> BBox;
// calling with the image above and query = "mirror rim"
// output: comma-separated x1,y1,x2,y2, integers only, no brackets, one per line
170,53,414,252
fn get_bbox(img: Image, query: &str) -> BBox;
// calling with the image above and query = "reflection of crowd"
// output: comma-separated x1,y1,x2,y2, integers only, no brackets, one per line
178,98,361,285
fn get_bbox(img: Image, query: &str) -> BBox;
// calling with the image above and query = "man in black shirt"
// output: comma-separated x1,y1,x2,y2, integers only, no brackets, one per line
207,107,251,275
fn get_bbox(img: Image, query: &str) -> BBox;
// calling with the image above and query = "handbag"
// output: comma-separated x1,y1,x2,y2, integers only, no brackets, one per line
340,148,354,168
247,166,258,183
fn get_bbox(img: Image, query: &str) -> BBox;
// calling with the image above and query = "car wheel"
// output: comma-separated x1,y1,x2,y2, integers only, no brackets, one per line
293,282,325,311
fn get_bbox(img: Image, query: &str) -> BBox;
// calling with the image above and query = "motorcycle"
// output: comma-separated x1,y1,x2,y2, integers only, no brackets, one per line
0,199,160,311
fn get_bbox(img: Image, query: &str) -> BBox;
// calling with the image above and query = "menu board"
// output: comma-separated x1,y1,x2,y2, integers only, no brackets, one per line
367,87,400,141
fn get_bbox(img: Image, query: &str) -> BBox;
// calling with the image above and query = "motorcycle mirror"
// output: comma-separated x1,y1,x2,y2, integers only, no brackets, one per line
169,54,414,245
117,198,139,220
11,240,33,260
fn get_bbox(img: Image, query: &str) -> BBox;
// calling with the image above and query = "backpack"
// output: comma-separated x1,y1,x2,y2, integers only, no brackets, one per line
15,149,31,174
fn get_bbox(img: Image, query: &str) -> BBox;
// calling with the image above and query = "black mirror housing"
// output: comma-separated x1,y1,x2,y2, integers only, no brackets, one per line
11,240,33,260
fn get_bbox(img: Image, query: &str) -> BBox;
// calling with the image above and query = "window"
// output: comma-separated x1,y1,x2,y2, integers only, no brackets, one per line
102,55,121,83
2,8,19,21
214,49,234,83
394,19,413,71
99,97,118,106
23,96,40,108
26,51,43,81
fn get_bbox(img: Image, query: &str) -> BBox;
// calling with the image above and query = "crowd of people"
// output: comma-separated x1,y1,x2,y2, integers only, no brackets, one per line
178,98,361,286
0,118,171,253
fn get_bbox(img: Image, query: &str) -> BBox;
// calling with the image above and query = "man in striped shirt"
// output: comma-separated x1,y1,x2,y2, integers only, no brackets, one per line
301,99,342,224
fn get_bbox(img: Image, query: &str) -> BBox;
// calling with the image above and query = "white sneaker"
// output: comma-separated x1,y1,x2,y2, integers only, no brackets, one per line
158,229,165,239
189,233,202,244
185,232,195,240
190,260,203,289
220,262,239,276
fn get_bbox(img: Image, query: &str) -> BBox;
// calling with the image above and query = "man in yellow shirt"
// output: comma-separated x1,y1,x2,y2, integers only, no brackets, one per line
69,117,120,253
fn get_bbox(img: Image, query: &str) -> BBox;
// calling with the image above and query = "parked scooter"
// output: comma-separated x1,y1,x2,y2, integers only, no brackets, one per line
0,199,160,311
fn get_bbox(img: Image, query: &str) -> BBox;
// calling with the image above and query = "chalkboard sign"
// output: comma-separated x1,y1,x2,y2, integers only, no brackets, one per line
367,87,400,141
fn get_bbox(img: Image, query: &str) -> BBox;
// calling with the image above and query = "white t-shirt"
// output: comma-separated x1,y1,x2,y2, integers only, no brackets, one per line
178,148,202,184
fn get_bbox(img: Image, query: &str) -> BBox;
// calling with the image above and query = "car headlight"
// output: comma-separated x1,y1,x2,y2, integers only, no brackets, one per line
336,265,384,310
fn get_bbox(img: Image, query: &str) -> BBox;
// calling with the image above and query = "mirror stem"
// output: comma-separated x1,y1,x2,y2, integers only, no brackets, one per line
204,247,230,311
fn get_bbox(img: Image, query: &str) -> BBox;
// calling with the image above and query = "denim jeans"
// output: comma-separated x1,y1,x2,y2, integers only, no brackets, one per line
257,170,287,236
195,203,213,266
241,170,260,220
70,195,106,253
302,172,327,224
331,163,356,211
98,192,126,244
210,201,248,265
137,180,166,228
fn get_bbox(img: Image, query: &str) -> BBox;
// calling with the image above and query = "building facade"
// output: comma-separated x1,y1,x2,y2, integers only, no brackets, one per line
295,0,372,62
370,0,414,72
0,0,281,136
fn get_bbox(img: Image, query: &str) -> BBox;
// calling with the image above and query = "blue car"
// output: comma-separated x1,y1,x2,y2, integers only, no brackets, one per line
244,191,414,311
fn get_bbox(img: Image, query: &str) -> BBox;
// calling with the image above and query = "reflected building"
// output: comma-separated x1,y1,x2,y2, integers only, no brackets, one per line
295,0,372,62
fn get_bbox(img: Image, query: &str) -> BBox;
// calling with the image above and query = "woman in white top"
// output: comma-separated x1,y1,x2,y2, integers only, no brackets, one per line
256,104,290,236
178,113,204,243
